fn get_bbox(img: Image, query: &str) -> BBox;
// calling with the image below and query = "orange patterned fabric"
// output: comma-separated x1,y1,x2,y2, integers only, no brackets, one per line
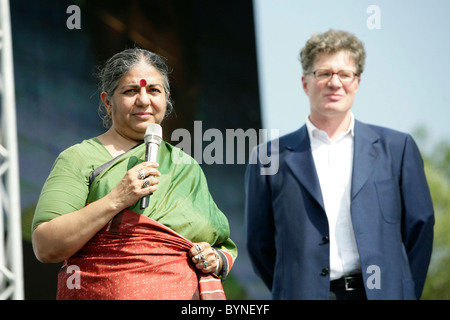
57,210,225,300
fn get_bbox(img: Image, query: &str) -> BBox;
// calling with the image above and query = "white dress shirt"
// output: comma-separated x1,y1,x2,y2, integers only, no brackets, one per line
306,114,361,280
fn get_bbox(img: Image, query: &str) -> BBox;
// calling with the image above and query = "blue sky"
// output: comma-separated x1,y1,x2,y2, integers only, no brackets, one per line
253,0,450,151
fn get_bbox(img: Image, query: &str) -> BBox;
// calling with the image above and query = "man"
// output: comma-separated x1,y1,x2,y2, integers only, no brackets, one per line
245,29,434,300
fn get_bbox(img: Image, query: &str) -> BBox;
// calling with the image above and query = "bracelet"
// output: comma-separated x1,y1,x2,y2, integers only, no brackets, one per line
213,249,220,275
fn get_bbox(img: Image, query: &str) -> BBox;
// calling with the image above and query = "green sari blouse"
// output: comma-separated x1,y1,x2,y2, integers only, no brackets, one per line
33,138,237,260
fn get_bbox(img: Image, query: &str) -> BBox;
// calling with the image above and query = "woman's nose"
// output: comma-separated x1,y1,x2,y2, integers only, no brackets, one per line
136,87,150,105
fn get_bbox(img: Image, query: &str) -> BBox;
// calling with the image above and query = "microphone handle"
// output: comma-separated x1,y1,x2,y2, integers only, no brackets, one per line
140,141,160,209
140,142,151,209
140,194,150,209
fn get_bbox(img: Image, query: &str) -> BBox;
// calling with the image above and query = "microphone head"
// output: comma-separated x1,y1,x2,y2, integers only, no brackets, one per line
144,123,163,144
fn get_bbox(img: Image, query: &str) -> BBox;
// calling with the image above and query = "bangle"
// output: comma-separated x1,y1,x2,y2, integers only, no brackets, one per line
213,249,220,275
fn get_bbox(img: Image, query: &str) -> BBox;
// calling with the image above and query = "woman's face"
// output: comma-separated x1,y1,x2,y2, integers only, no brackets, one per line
102,62,168,141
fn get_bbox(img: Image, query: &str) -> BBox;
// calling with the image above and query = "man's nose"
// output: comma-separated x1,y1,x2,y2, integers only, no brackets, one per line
328,74,342,87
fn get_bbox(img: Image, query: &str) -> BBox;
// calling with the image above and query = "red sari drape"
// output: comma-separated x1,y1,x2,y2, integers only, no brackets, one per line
57,210,226,300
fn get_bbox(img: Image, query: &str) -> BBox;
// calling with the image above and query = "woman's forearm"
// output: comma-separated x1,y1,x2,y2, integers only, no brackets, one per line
32,162,160,263
32,194,120,263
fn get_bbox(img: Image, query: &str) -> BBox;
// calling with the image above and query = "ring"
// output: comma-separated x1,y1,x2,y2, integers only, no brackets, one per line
142,179,151,188
138,169,146,180
202,260,208,269
195,244,202,253
195,252,204,262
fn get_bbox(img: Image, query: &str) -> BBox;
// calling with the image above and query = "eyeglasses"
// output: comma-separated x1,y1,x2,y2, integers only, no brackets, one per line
305,69,358,83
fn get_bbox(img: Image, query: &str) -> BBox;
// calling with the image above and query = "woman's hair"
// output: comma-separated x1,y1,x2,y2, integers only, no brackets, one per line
300,29,366,76
97,48,174,128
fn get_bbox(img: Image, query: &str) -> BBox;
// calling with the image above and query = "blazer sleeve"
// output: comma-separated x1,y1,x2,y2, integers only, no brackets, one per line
401,134,434,298
245,146,276,290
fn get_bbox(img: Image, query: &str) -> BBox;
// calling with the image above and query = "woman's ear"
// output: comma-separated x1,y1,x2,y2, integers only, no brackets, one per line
100,92,112,114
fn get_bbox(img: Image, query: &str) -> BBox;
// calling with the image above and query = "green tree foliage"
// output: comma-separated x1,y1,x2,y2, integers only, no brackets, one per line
419,134,450,299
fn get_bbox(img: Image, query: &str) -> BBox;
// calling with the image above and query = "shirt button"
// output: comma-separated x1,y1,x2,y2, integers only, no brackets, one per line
321,268,329,276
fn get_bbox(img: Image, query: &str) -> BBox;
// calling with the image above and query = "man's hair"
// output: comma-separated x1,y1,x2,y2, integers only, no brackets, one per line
300,29,366,76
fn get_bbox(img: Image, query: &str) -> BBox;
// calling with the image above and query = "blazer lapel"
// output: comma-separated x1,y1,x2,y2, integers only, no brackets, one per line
284,126,325,211
351,120,380,199
282,121,379,208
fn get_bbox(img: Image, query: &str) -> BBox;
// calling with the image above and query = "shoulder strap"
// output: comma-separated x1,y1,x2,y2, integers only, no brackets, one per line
88,143,143,186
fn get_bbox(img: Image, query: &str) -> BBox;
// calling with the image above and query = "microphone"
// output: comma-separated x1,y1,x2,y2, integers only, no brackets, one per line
140,123,163,209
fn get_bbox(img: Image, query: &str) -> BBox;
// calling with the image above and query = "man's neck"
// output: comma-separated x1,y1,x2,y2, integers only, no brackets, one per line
308,111,352,140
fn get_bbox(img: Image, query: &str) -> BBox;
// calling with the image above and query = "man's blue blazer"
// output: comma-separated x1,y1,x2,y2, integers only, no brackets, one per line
245,120,434,300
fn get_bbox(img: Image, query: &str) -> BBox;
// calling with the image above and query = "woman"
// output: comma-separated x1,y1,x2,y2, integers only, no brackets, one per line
32,48,237,300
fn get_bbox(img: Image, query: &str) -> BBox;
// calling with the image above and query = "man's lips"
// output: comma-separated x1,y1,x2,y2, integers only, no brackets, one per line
324,93,343,101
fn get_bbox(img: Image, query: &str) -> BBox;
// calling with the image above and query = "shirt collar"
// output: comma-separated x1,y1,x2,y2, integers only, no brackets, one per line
306,113,355,142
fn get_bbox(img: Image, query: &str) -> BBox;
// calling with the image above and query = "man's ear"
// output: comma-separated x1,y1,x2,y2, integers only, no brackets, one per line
302,75,310,96
354,76,361,93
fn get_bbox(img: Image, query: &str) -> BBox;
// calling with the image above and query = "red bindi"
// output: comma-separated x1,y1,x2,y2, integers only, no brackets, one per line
139,79,147,87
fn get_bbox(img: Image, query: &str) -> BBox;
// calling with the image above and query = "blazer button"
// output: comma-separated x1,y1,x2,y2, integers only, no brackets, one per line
322,236,329,243
321,268,329,276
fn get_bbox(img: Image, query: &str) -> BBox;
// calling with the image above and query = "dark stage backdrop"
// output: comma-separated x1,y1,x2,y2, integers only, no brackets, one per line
12,0,270,299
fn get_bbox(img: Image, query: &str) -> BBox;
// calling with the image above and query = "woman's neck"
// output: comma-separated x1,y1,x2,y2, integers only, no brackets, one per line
97,127,142,158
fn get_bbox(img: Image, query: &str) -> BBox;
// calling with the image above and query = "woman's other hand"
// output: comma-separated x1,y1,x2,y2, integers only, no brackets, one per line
189,242,223,275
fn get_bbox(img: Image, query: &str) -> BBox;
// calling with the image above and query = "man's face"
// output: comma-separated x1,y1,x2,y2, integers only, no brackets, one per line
302,50,361,120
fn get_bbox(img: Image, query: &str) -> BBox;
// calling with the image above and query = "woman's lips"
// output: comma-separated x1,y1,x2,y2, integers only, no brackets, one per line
134,112,152,119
